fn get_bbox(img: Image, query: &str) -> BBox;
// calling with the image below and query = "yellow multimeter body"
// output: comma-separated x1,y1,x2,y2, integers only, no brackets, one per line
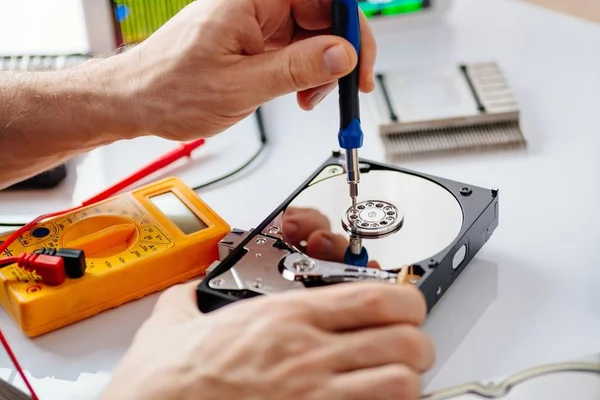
0,177,230,337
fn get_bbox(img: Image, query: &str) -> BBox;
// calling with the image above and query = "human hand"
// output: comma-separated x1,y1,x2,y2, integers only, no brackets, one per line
101,280,434,400
283,206,380,268
103,0,376,141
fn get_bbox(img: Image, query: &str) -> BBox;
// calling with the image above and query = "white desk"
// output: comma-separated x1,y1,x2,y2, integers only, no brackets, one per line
1,0,600,398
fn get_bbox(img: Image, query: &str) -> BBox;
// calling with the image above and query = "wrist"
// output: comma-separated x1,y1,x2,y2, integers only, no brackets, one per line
0,59,140,157
55,57,142,143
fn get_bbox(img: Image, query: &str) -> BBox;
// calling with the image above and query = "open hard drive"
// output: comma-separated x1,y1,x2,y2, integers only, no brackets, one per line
196,151,499,312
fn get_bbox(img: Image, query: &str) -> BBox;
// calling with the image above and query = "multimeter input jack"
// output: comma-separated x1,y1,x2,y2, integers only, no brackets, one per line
0,248,86,286
34,248,86,278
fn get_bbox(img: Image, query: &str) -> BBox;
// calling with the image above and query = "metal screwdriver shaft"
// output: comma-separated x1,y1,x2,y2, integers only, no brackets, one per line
347,148,359,210
332,0,363,216
332,0,366,264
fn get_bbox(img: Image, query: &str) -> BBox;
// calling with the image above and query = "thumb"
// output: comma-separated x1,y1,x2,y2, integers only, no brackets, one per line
239,36,358,104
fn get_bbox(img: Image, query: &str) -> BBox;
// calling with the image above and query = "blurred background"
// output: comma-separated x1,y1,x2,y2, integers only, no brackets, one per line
1,1,600,400
0,0,449,55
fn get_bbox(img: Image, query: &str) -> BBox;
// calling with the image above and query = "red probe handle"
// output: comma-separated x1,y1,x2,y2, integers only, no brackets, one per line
81,138,205,206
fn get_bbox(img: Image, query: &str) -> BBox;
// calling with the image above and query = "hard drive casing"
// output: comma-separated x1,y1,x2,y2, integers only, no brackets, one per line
196,152,499,313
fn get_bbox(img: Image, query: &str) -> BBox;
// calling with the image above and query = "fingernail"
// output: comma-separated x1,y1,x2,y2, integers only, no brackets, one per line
314,236,333,256
308,90,326,108
323,45,350,75
283,221,298,238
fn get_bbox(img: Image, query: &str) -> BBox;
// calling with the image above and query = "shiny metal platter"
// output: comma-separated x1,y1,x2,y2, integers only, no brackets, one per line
282,170,464,271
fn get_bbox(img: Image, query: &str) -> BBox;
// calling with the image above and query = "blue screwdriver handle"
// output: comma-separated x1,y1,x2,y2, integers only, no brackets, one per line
332,0,363,150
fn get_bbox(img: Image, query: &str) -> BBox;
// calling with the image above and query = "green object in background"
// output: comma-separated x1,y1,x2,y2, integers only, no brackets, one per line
113,0,194,44
111,0,426,44
381,0,423,15
359,0,425,18
359,1,383,18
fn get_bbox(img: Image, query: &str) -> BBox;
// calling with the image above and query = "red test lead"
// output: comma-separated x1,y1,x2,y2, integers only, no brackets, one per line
0,253,65,286
82,138,206,206
0,330,39,400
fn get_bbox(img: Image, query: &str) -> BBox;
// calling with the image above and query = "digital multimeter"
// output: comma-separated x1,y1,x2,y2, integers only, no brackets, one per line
0,177,230,337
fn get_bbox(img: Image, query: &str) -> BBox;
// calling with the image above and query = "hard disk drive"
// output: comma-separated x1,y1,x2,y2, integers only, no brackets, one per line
196,152,499,313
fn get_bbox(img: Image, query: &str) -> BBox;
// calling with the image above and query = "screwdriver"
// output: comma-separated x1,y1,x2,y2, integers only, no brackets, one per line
332,0,363,212
332,0,369,267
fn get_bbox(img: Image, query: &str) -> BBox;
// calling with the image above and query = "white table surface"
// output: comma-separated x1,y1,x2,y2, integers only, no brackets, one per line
2,0,600,398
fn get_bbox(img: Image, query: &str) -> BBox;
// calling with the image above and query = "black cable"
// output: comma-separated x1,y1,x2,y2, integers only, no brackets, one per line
376,73,399,122
0,222,25,227
191,106,268,191
255,106,268,144
0,107,269,227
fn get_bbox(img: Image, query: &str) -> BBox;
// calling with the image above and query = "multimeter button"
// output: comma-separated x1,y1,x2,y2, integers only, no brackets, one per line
32,227,51,238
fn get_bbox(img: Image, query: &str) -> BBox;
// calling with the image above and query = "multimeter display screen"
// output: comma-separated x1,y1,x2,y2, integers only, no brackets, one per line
150,192,208,234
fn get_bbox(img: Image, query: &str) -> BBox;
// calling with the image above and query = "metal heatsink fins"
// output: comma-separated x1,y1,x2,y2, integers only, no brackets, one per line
368,62,526,159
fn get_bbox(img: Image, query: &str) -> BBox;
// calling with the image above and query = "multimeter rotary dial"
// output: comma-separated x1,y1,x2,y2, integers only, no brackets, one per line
61,215,139,259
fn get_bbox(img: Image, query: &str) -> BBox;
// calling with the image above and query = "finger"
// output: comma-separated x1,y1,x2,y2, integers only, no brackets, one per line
238,35,357,105
152,279,203,319
283,207,303,216
264,14,296,50
358,10,377,93
297,80,337,110
291,0,333,31
304,229,381,268
305,229,348,261
325,325,435,373
287,283,427,331
291,11,376,94
282,208,332,244
325,364,421,400
292,27,332,43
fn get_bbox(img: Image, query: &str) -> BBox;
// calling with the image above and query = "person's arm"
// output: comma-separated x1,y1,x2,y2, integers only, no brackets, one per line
0,0,377,190
0,60,136,189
